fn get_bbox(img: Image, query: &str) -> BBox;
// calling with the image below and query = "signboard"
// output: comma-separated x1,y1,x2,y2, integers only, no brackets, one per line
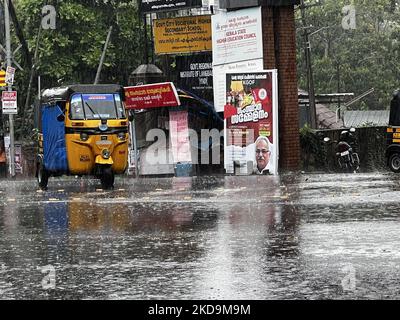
1,91,18,114
211,6,263,66
4,135,10,173
4,135,10,149
169,110,192,163
153,15,212,55
224,70,279,175
124,82,181,110
219,0,261,9
176,53,213,101
5,66,15,85
213,58,264,112
139,0,203,14
0,69,6,87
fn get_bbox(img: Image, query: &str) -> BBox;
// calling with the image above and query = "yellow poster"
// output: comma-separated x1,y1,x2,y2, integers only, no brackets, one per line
153,15,212,55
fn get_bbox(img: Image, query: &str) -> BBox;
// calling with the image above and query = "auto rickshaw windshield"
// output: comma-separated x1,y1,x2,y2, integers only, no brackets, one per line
70,93,126,120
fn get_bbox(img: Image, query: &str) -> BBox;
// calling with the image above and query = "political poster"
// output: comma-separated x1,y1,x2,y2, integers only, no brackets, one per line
224,70,279,175
213,58,264,112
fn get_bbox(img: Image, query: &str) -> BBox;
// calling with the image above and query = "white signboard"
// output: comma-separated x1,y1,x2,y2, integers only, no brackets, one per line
5,66,15,85
2,91,18,114
4,135,10,171
4,135,10,149
211,6,263,66
213,59,264,112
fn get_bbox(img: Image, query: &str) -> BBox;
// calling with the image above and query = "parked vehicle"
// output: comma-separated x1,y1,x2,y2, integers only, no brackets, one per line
386,90,400,172
34,84,130,190
324,128,360,173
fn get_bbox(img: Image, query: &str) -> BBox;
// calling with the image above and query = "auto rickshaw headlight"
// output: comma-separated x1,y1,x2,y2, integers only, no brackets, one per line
102,149,111,159
80,132,89,141
117,132,125,140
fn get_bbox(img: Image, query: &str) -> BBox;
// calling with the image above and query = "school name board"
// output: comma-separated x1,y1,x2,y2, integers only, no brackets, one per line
139,0,202,14
153,15,212,55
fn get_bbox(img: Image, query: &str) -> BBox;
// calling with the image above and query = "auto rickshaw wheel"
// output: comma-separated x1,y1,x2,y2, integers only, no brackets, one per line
389,153,400,173
100,166,114,190
37,163,49,190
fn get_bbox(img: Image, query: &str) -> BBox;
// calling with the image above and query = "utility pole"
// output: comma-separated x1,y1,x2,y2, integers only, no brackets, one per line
0,3,4,47
300,0,317,129
94,26,112,85
337,61,341,119
4,0,15,177
144,14,149,65
23,24,41,121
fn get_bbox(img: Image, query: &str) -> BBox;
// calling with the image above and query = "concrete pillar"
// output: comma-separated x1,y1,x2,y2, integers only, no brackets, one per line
262,5,300,171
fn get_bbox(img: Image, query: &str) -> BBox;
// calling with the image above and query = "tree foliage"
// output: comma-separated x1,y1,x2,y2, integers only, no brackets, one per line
6,0,144,139
296,0,400,111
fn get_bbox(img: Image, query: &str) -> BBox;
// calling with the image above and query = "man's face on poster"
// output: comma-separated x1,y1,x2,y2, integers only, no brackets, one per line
256,139,270,171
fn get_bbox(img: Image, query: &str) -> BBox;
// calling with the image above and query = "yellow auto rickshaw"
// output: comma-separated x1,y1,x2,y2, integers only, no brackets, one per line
35,84,130,190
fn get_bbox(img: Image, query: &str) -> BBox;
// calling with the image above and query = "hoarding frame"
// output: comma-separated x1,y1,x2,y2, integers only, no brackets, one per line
224,69,279,175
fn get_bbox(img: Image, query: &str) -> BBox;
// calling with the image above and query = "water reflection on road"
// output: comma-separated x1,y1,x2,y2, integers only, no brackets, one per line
1,172,400,299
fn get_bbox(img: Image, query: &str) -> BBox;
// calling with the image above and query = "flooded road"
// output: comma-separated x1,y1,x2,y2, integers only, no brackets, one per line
1,172,400,299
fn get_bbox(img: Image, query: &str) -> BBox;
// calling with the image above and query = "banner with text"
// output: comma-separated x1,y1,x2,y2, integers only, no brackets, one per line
124,82,180,110
213,58,264,112
224,70,279,175
1,91,18,115
176,53,213,102
153,15,212,55
212,6,263,66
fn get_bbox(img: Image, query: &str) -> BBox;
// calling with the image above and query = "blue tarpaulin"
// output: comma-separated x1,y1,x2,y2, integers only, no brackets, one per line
42,104,68,172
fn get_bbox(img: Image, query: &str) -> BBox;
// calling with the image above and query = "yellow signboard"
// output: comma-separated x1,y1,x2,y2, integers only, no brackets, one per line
153,15,212,55
0,70,6,87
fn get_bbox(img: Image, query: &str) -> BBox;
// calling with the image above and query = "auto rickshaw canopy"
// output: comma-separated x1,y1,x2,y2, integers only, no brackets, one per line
41,84,124,104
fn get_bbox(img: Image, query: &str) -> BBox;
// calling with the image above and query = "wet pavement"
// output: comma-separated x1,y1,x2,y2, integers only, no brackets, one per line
1,172,400,299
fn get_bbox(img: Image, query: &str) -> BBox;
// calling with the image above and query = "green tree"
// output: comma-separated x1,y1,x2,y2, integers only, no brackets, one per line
11,0,144,139
296,0,400,111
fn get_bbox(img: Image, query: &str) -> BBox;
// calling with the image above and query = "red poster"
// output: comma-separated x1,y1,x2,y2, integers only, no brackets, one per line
124,82,181,110
224,71,278,175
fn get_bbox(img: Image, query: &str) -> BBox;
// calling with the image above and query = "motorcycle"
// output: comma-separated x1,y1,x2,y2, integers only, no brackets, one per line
324,128,360,173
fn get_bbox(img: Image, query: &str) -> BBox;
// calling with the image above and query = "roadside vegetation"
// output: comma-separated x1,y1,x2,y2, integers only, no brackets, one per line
296,0,400,111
